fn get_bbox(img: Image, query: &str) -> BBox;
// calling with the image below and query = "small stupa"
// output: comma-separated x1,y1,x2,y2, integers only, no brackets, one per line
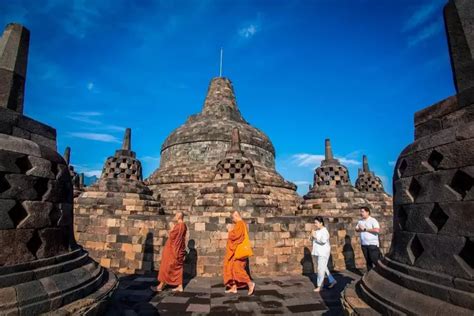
74,128,164,274
192,127,282,217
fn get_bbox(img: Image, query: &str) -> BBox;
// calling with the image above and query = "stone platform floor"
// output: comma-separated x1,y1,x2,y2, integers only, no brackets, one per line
105,270,362,315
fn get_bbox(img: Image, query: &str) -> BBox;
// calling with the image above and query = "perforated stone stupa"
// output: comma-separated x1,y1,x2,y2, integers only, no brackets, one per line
147,77,301,214
192,127,282,217
0,23,116,314
343,1,474,314
75,128,165,274
298,139,393,269
298,139,368,217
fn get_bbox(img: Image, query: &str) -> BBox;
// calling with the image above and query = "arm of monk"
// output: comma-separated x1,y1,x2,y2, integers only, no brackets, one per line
169,223,186,259
227,221,245,252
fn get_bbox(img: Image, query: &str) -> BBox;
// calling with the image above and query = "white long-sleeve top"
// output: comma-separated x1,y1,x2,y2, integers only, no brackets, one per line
311,227,331,257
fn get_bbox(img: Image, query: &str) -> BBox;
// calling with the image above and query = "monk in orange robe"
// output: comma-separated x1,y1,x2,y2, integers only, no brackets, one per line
223,211,256,295
152,212,187,292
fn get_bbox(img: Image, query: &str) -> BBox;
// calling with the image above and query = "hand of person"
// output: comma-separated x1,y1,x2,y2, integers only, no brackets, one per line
226,224,234,232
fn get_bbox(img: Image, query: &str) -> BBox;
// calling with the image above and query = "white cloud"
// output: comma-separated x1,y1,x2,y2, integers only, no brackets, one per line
408,20,443,47
83,169,102,177
239,24,258,38
73,111,102,116
403,3,439,32
292,153,360,168
69,132,120,143
67,112,102,125
67,112,125,132
402,1,444,47
87,82,94,91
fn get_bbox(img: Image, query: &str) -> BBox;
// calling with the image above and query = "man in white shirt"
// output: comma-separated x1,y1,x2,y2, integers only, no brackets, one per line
355,206,381,271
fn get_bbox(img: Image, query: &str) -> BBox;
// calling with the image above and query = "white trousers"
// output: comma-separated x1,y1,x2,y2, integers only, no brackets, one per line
312,255,335,287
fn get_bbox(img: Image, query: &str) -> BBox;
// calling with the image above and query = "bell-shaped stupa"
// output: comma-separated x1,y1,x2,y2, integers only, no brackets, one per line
192,127,283,218
0,23,117,314
147,77,301,213
343,1,474,314
75,128,164,274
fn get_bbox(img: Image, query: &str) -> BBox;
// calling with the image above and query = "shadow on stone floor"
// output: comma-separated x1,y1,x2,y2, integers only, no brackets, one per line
105,271,361,315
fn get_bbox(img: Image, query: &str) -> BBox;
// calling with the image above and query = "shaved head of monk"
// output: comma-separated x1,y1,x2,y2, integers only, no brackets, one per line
174,212,184,222
231,210,242,223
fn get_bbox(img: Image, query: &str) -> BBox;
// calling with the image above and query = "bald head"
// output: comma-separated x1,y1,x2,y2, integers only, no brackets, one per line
231,210,242,223
174,211,184,222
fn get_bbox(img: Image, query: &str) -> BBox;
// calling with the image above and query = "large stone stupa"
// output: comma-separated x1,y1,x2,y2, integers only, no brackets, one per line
147,77,301,214
343,0,474,314
0,23,116,314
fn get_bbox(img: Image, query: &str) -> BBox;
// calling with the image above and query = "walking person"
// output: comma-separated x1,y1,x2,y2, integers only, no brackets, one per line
311,216,337,292
355,206,381,271
223,211,256,295
151,212,187,292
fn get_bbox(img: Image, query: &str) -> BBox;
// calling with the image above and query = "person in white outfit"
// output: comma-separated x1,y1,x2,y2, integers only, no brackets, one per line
355,206,381,271
310,216,337,292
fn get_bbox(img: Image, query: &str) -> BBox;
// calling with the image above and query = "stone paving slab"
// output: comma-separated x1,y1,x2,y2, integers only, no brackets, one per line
105,271,361,315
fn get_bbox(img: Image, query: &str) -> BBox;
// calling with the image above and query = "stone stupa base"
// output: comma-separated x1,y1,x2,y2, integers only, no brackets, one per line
0,248,117,315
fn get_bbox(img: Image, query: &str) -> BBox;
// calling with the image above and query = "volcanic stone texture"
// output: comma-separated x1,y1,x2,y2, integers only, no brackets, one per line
0,23,29,114
75,129,164,274
147,77,301,214
0,23,116,315
343,2,474,314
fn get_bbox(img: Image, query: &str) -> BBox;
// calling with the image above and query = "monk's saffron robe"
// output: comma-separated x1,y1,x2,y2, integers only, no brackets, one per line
158,222,187,286
223,220,251,288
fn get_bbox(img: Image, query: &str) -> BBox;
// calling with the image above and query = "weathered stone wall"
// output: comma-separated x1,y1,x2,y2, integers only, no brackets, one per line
189,215,369,276
159,141,276,170
75,212,387,277
74,212,167,274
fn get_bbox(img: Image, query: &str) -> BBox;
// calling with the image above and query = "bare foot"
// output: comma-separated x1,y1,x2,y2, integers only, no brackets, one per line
313,287,321,292
248,282,255,296
150,285,163,292
172,285,184,292
328,280,337,289
225,286,237,294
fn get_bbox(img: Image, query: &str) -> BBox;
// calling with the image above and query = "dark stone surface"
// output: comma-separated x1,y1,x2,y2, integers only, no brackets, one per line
106,272,360,315
444,0,474,95
0,22,117,314
343,2,474,313
0,24,29,113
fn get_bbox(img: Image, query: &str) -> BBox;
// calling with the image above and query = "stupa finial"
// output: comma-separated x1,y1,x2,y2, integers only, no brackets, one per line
64,146,71,165
363,155,370,172
0,23,30,113
444,0,474,94
325,138,334,160
122,128,131,151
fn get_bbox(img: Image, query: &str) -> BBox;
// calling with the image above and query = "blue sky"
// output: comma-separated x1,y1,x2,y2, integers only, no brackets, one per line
1,0,454,195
